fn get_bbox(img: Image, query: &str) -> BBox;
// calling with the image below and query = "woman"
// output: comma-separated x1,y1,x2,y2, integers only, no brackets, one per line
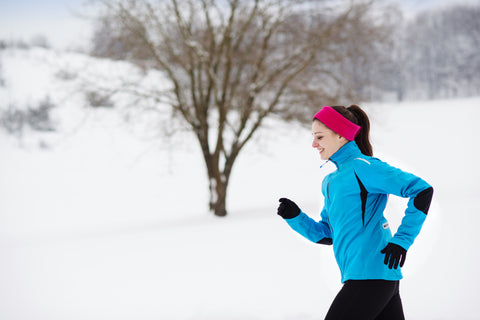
277,105,433,320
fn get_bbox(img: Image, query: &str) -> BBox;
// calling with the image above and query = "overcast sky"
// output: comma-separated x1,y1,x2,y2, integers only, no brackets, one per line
0,0,477,50
0,0,93,50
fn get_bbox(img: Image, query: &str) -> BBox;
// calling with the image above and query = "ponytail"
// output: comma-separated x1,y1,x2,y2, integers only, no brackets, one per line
331,105,373,156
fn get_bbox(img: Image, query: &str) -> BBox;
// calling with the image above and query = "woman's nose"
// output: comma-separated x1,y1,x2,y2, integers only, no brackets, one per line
312,139,318,148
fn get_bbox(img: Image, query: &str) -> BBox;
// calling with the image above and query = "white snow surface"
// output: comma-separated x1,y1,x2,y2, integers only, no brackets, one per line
1,48,479,319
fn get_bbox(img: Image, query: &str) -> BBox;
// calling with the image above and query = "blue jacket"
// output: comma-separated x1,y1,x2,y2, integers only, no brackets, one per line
285,141,433,283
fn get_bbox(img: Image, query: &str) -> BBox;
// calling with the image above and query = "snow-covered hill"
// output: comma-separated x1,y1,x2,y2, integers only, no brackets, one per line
0,48,479,319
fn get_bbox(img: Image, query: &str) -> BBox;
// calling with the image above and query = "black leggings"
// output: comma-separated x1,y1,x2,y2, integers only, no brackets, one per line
325,280,405,320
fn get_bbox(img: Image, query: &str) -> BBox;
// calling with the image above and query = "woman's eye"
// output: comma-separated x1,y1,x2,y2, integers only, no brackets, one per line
317,136,323,140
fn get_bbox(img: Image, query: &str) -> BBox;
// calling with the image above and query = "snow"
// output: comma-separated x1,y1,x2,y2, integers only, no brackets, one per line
1,47,479,319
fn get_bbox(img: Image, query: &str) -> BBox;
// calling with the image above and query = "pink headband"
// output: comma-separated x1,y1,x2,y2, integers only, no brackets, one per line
313,106,361,141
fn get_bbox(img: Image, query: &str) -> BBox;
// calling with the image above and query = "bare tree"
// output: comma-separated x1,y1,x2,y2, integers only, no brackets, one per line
90,0,390,216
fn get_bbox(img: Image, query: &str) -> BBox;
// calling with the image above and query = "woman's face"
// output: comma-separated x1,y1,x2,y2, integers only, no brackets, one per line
311,120,348,160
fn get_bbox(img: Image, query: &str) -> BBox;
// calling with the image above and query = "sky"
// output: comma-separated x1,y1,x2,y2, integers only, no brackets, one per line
0,0,477,51
0,0,95,50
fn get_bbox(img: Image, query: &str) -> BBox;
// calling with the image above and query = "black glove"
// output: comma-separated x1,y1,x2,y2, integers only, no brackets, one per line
277,198,301,219
381,243,407,269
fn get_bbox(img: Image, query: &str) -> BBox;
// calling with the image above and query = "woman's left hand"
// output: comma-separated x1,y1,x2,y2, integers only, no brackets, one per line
381,243,407,269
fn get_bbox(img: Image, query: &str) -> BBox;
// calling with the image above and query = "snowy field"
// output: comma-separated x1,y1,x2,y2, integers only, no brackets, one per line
0,48,479,319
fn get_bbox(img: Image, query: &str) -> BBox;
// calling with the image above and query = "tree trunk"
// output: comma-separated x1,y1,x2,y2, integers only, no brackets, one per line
208,172,228,217
196,131,231,217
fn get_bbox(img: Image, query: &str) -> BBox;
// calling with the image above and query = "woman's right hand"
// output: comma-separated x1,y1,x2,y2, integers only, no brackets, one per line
277,198,301,219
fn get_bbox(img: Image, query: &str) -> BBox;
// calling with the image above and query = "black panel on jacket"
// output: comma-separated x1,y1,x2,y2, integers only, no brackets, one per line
354,172,368,226
414,187,434,214
317,238,333,245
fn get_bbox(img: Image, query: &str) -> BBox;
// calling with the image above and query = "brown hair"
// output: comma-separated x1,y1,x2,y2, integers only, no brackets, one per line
331,105,373,156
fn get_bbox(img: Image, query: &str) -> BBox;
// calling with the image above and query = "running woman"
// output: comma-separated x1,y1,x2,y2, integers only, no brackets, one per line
277,105,433,320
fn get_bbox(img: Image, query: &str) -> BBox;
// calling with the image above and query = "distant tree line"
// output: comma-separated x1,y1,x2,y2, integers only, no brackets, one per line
0,35,52,50
373,3,480,101
338,3,480,101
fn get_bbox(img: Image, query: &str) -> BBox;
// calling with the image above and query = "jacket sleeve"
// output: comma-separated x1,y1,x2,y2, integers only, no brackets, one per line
355,157,433,250
285,207,333,245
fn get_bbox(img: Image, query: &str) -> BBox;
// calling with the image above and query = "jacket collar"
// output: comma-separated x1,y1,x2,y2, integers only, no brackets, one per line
329,141,362,168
